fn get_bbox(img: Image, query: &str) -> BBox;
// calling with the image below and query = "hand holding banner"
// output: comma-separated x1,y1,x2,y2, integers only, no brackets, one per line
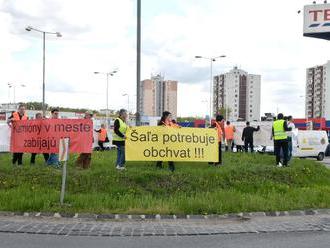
126,127,218,162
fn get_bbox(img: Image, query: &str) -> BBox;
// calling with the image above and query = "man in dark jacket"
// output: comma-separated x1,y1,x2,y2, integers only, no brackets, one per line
242,122,260,153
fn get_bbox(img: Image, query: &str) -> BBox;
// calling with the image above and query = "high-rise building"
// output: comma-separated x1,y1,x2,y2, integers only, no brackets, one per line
306,61,330,119
213,66,261,121
137,74,178,117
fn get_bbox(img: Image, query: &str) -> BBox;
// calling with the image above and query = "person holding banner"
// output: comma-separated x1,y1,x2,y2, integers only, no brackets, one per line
46,108,60,167
76,111,93,169
272,113,292,167
287,116,295,161
156,111,175,172
242,122,260,153
211,114,225,166
7,104,28,166
30,113,49,165
112,109,128,170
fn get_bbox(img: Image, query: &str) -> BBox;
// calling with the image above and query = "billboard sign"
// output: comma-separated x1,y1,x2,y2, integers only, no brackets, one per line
304,3,330,40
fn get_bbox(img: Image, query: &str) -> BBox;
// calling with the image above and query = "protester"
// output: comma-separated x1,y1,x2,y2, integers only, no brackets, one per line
287,116,295,161
112,109,128,170
7,104,28,166
76,111,93,169
156,111,175,172
211,115,225,166
272,113,292,167
30,113,49,165
242,121,260,153
224,121,236,152
95,124,108,151
46,108,60,167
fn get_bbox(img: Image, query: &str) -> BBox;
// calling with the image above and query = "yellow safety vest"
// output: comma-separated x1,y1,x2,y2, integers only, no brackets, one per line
273,120,287,140
112,118,128,141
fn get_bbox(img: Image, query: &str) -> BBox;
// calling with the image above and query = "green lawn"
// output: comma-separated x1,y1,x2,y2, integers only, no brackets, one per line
0,151,329,215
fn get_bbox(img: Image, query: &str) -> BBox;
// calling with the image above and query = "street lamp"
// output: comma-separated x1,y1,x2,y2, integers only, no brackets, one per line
94,70,117,127
195,55,226,125
25,26,62,115
8,83,26,103
136,0,141,126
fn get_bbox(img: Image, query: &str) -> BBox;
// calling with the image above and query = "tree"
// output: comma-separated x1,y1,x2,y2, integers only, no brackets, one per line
217,107,232,118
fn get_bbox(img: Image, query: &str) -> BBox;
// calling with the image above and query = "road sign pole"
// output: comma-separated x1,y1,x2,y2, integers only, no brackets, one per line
60,160,67,205
59,138,70,205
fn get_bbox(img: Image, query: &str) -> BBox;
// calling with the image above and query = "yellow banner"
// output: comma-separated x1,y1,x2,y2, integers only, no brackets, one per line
126,126,218,162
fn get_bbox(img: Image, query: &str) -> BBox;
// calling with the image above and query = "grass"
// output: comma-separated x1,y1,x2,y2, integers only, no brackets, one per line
0,151,329,215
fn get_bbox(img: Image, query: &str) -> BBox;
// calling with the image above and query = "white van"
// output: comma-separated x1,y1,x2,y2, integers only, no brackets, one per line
293,130,329,161
256,130,329,161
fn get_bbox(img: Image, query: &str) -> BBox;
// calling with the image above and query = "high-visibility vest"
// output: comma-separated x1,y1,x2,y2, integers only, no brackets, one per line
225,125,235,140
98,128,107,142
113,118,128,142
12,112,28,121
273,120,287,140
215,121,223,142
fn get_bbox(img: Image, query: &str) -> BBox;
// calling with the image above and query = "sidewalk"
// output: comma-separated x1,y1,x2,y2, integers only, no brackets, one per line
0,211,329,237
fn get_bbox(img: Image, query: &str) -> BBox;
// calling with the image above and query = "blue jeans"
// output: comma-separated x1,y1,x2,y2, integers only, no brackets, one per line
288,137,293,161
116,146,125,167
47,153,60,167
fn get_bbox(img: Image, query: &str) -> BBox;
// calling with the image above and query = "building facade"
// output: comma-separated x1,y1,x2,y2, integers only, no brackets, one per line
306,61,330,119
137,74,178,117
213,67,261,121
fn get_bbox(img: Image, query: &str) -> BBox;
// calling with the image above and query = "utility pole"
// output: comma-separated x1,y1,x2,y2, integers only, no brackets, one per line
136,0,141,126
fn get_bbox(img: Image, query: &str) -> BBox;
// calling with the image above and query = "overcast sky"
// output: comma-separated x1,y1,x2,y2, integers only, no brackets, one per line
0,0,330,117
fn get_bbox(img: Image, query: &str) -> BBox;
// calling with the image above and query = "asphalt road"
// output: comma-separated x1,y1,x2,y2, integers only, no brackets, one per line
1,231,329,248
321,157,330,168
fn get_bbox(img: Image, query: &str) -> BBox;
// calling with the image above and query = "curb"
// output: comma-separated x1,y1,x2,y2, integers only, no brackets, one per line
0,209,329,221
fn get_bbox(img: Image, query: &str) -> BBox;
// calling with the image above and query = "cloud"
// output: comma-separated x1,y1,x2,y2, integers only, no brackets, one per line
0,0,328,118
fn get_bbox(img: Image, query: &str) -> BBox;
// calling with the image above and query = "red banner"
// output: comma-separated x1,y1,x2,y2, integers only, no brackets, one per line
10,119,93,153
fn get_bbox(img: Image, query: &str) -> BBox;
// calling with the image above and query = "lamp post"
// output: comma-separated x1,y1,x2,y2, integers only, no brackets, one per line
8,83,26,103
136,0,141,126
94,70,117,127
195,55,226,125
25,26,62,115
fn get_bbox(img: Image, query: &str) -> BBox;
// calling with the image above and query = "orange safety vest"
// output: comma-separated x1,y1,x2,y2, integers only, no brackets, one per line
215,121,223,142
225,125,235,140
98,128,107,142
12,112,28,121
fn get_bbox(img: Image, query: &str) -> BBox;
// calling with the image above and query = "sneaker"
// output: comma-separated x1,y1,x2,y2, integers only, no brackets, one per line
277,162,283,168
116,165,126,170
